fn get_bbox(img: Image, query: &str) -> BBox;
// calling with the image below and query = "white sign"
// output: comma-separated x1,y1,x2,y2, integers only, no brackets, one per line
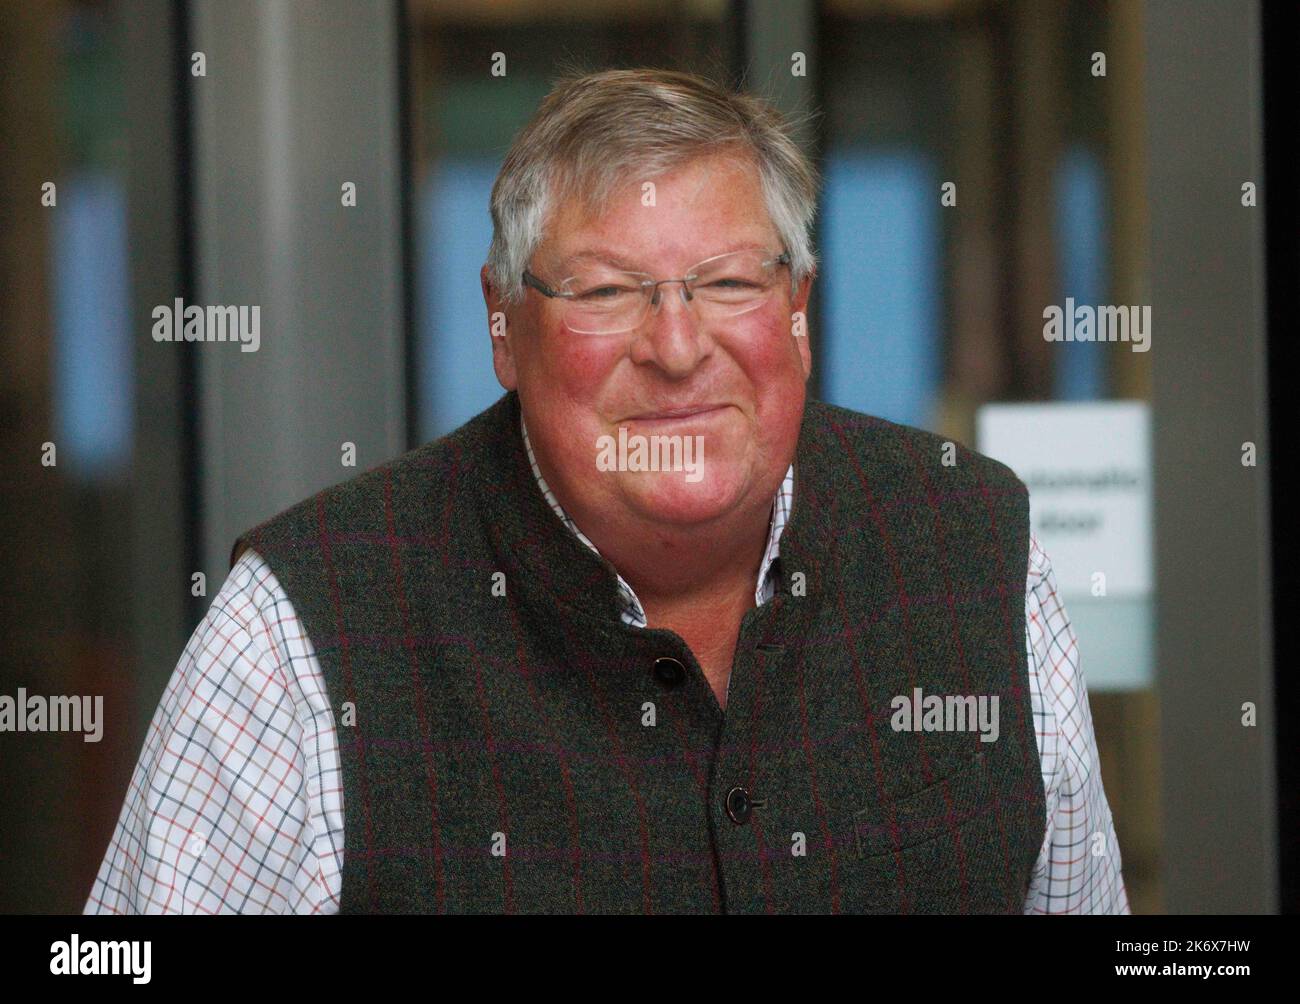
977,401,1152,690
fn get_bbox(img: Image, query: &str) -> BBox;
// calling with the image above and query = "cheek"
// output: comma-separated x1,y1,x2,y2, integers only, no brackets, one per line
724,301,806,384
537,329,623,393
718,307,807,447
519,329,624,412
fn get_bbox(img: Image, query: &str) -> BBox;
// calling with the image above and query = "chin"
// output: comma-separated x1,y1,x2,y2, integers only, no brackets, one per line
619,462,749,527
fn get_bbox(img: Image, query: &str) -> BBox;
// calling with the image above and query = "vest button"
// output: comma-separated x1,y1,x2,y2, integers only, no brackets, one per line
653,656,686,687
725,786,753,825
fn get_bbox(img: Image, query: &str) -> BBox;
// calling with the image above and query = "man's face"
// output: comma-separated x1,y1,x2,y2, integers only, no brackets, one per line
484,151,813,533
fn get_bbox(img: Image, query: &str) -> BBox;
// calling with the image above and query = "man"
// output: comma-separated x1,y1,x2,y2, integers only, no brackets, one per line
88,68,1128,914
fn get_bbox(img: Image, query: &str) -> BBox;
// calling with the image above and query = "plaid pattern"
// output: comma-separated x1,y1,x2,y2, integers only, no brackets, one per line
87,392,1128,913
1024,540,1130,913
86,552,343,913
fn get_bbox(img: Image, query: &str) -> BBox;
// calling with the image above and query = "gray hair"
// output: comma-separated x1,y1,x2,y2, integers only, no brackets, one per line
485,67,820,305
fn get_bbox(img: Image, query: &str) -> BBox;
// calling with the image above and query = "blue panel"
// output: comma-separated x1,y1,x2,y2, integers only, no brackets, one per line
1053,144,1109,401
820,149,941,430
50,171,132,480
416,158,505,440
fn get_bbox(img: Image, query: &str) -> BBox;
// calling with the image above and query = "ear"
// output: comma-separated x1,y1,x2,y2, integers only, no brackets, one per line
483,264,518,391
791,270,814,381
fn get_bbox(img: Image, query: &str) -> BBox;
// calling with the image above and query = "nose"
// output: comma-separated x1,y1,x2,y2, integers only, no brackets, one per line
649,280,693,308
630,280,711,378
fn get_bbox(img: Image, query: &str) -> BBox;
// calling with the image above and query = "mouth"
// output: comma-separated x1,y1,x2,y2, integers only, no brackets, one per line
624,404,730,423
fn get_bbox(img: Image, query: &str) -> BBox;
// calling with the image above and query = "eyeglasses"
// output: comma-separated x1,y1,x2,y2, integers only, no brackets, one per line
522,248,792,335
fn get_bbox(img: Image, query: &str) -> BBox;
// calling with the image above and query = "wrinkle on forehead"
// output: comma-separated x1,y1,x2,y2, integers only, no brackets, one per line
553,144,759,226
542,152,775,274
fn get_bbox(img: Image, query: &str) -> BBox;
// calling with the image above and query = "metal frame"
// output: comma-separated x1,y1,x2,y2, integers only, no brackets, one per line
124,0,197,732
189,0,408,585
1145,0,1276,913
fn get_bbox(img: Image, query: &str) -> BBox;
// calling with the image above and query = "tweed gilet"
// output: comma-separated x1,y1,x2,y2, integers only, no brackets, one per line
237,391,1045,914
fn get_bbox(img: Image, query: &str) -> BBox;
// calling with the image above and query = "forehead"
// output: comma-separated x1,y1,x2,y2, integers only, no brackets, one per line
541,153,779,271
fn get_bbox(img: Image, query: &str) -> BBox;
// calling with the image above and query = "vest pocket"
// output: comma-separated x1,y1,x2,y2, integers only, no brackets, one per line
853,751,991,858
846,751,1017,913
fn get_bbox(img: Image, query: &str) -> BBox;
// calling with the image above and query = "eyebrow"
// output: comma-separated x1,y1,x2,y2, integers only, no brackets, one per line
552,242,776,274
552,250,646,273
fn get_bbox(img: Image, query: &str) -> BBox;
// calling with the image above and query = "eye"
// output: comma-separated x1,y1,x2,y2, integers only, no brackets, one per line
578,285,630,299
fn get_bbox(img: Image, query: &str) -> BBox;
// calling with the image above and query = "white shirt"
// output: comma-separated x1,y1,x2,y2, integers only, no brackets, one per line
86,424,1131,914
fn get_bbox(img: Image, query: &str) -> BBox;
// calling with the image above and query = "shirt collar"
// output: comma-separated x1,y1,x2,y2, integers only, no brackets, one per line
520,414,793,628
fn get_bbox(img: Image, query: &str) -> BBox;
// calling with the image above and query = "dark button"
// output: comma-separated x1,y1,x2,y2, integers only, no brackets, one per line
725,786,753,825
653,656,686,687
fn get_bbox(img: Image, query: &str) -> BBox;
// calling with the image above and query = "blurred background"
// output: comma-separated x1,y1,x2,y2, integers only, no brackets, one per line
0,0,1289,913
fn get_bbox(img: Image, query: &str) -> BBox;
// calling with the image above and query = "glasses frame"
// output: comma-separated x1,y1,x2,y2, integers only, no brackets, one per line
521,248,792,335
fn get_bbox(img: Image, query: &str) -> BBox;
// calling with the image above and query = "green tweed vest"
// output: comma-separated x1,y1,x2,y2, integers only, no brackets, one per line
237,390,1045,914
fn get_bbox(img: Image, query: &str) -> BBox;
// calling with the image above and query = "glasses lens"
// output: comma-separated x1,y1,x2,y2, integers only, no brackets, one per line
560,266,649,334
553,250,786,334
689,250,780,314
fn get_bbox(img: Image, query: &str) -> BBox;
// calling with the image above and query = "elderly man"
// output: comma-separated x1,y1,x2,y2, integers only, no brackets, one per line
88,68,1128,914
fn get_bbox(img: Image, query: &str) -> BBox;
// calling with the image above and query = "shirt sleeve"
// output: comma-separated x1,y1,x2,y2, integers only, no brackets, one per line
84,550,344,914
1021,533,1131,914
